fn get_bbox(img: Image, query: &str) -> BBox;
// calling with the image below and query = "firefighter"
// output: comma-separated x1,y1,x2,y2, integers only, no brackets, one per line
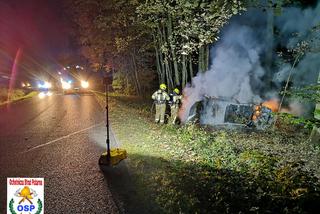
152,84,170,124
169,88,182,124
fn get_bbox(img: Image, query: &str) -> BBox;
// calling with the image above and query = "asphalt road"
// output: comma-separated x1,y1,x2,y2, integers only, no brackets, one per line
0,93,129,213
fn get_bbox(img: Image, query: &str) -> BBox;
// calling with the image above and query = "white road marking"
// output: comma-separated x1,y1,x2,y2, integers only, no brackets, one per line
22,122,104,153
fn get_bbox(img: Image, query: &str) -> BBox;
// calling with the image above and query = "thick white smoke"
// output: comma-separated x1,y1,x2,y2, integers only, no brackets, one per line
180,24,265,124
180,3,320,123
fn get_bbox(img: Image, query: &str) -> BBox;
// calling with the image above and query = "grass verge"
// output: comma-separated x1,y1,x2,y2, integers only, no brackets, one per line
0,88,38,106
94,93,320,213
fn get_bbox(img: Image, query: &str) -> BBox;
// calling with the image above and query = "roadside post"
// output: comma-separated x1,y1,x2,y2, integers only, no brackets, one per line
99,74,127,167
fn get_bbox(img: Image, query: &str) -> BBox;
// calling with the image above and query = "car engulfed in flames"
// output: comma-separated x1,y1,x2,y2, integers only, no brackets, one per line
186,96,275,130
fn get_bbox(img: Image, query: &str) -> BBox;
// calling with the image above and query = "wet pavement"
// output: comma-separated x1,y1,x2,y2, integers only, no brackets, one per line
0,93,122,213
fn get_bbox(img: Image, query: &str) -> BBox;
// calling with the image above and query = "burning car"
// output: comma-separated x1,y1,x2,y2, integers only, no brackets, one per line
186,96,274,130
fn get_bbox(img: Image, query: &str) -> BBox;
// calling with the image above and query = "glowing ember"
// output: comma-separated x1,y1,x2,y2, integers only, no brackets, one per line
252,105,262,121
252,115,258,121
262,99,279,112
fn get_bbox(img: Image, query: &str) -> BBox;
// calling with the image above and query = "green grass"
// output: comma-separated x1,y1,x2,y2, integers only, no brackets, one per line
94,93,320,213
0,88,38,106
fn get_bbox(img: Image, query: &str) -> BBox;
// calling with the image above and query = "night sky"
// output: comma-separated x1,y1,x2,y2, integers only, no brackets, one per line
0,0,75,83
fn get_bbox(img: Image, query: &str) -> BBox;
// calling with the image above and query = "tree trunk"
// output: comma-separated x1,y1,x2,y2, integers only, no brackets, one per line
265,2,274,88
162,23,173,90
155,48,163,83
198,45,207,73
158,49,166,84
157,25,166,85
165,60,174,90
182,55,188,88
189,55,194,80
205,44,210,71
124,62,130,94
126,71,129,93
167,15,180,86
153,33,164,84
131,51,142,96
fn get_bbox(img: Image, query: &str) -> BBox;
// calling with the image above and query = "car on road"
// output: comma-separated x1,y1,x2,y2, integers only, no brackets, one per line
60,78,90,94
37,80,53,98
59,65,91,94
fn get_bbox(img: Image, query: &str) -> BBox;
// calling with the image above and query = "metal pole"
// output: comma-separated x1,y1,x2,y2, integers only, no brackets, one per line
105,83,110,159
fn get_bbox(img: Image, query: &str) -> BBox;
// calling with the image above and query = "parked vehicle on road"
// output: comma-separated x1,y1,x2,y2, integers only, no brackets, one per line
59,65,91,94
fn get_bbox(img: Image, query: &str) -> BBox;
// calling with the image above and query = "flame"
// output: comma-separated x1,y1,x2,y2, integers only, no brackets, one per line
252,99,280,121
262,99,279,112
252,105,261,121
178,92,191,122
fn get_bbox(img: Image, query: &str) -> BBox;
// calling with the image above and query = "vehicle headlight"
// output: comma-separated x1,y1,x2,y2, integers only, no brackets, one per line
38,81,52,89
61,79,71,90
44,81,52,89
81,80,89,89
38,92,46,99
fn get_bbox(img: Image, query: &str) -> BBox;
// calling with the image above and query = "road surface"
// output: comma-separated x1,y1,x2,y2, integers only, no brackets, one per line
0,93,132,213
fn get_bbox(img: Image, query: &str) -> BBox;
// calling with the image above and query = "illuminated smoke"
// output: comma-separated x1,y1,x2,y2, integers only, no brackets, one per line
180,3,320,124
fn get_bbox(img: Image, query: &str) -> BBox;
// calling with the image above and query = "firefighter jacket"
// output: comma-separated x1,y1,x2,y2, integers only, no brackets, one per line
170,93,182,108
152,89,170,104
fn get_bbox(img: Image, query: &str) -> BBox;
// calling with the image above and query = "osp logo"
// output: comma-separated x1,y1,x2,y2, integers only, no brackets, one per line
7,178,44,214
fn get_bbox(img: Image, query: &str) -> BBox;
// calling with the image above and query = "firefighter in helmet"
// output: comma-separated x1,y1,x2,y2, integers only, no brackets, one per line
169,88,182,124
152,83,170,124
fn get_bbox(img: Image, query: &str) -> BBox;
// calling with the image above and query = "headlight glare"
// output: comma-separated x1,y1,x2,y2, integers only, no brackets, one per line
81,80,89,89
61,79,71,90
38,81,52,89
44,81,52,89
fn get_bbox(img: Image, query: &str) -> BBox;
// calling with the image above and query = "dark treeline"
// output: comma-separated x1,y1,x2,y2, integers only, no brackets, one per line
66,0,311,95
66,0,245,95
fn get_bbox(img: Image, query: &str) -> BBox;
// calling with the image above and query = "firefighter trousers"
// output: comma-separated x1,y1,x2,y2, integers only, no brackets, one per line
155,103,166,124
170,105,179,124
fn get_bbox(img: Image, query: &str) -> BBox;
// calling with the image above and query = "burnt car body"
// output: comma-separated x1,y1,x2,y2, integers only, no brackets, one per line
186,96,274,130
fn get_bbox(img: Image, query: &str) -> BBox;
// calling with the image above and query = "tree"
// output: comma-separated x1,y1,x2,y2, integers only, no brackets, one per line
67,0,156,95
68,0,245,94
137,0,245,88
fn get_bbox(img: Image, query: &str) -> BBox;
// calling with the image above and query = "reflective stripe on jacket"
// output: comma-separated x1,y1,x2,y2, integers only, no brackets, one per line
152,89,170,104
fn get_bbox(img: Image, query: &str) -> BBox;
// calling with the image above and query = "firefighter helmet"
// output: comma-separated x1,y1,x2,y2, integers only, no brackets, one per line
160,83,167,90
174,88,180,94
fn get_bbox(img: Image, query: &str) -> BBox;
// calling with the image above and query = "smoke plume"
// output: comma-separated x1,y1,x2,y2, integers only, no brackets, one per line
180,3,320,124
